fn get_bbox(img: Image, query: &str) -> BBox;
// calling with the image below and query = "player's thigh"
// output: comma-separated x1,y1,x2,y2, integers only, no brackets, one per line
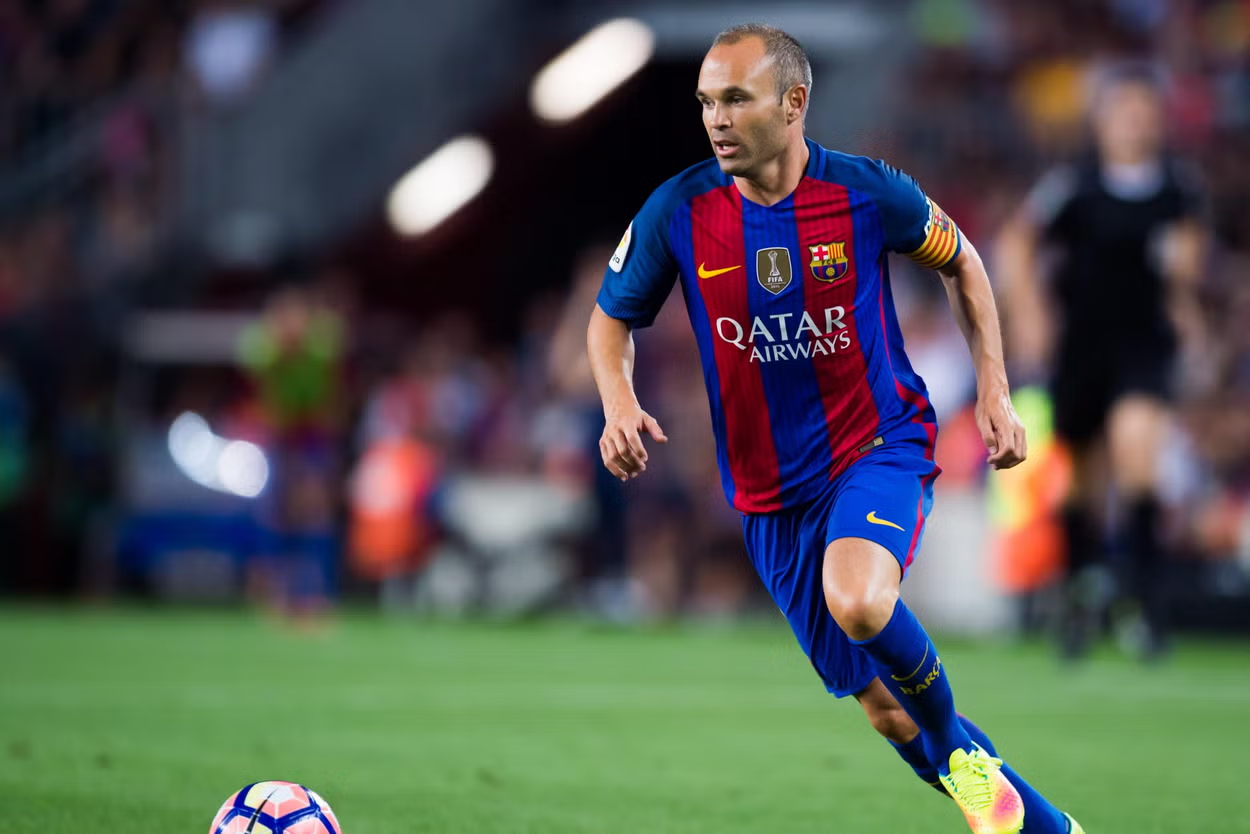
826,443,939,576
741,500,875,698
1106,394,1170,494
1067,437,1111,518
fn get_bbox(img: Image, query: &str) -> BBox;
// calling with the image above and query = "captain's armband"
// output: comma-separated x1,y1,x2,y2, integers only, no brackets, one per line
904,198,962,270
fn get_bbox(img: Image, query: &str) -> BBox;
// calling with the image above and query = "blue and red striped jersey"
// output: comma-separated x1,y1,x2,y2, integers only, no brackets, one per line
597,138,963,514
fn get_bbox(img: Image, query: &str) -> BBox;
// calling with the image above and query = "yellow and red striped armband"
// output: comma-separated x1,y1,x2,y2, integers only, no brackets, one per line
906,198,961,270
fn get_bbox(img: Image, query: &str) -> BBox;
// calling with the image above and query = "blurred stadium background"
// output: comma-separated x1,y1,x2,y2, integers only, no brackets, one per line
1,0,1249,832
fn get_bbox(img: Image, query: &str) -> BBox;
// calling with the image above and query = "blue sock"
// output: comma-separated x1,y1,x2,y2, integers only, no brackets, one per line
852,600,971,771
888,733,946,794
889,716,1071,833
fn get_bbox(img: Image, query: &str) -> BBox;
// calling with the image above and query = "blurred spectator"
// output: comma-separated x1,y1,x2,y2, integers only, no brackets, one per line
0,0,325,331
544,246,633,619
837,0,1250,648
549,245,756,621
348,334,451,607
1,0,1248,630
79,180,158,290
1000,65,1208,662
347,427,444,610
237,284,346,619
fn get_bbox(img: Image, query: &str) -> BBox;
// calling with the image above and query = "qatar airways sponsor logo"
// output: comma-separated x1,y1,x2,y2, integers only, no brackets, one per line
714,306,854,364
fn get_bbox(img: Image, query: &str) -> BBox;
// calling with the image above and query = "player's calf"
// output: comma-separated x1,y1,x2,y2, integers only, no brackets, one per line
856,677,926,742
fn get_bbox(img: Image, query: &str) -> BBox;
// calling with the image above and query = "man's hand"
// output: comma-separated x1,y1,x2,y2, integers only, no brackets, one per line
976,385,1027,469
600,404,668,481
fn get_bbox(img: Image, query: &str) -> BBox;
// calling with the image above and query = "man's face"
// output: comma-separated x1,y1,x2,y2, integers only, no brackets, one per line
696,38,791,177
1095,81,1164,161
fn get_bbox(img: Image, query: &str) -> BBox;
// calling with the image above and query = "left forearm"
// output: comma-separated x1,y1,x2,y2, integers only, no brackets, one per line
1168,289,1204,348
938,242,1009,393
924,237,1028,467
1162,220,1207,346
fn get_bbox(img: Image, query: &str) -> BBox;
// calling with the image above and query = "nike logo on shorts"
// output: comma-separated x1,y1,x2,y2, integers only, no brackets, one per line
866,510,904,531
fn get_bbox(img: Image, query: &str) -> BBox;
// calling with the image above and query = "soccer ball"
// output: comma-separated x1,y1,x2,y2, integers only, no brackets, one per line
209,781,342,834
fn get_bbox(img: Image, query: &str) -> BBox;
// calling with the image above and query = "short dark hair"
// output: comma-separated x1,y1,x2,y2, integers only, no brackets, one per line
712,23,812,101
1091,61,1166,107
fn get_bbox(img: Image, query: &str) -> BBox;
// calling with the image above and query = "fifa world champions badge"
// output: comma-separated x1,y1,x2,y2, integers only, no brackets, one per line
755,246,793,295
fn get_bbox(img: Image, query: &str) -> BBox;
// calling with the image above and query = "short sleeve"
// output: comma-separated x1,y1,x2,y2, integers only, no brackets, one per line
596,186,679,329
1022,165,1078,238
869,160,963,270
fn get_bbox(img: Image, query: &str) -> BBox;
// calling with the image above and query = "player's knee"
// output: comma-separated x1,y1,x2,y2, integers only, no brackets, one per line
1108,440,1159,496
824,583,899,641
1108,398,1167,480
1115,462,1157,497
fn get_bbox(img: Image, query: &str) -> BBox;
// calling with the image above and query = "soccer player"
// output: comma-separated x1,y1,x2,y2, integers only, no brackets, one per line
998,65,1206,661
587,24,1083,834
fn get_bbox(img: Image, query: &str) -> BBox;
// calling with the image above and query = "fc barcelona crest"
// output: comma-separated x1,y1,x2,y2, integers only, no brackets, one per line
756,246,792,295
810,241,849,283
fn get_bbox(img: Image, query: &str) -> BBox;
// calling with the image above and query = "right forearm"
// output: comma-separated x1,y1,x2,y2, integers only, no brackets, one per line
587,304,639,412
587,303,668,480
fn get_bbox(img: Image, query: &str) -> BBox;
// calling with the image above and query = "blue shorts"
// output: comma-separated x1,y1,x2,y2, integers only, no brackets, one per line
741,441,940,698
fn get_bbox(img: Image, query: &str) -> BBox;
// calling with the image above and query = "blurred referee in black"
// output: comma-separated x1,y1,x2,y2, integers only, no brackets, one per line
998,64,1207,661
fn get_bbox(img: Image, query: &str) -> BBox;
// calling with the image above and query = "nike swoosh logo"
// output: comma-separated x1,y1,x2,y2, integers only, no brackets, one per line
697,263,741,279
866,511,904,531
890,642,929,681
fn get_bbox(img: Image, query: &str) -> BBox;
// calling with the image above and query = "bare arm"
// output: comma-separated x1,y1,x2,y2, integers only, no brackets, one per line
587,304,667,481
995,211,1054,379
1162,218,1207,347
936,240,1027,469
1161,217,1213,395
548,268,603,397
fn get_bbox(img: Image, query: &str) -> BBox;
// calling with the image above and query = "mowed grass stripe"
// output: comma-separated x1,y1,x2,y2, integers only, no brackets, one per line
1,607,1247,834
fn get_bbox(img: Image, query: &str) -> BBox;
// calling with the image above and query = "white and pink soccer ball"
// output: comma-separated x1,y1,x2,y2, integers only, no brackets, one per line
209,781,342,834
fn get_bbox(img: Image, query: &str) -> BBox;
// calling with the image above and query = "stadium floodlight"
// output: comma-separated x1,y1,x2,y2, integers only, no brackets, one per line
168,412,219,487
168,411,269,498
387,135,494,236
530,18,655,124
217,440,269,499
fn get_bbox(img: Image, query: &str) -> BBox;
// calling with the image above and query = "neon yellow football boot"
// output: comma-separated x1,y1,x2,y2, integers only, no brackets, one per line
1064,812,1085,833
938,745,1025,834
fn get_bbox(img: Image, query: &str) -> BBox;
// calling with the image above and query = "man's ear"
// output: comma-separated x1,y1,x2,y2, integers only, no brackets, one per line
786,84,808,125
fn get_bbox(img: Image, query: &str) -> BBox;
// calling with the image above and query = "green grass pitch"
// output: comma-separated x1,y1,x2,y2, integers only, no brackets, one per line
2,606,1248,833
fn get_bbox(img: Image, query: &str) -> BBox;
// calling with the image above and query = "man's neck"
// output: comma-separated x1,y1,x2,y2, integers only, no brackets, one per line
735,137,809,206
1100,144,1158,168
